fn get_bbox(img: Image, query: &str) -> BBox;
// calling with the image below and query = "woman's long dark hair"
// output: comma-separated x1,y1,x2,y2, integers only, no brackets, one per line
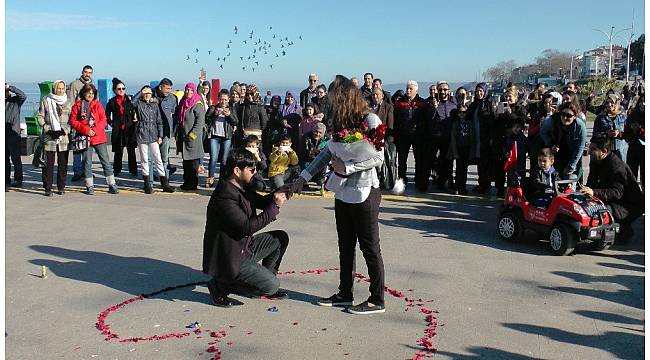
328,75,371,132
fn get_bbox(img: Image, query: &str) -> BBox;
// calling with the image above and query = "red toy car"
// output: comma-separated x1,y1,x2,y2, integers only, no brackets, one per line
497,172,619,255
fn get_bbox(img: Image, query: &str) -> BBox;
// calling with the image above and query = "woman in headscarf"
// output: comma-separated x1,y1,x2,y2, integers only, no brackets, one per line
174,82,205,190
197,80,213,175
233,84,267,147
36,80,72,196
278,91,302,150
69,84,119,195
594,93,629,162
105,78,137,177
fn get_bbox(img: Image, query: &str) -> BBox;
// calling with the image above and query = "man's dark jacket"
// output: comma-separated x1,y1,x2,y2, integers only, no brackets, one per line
586,153,644,221
202,180,278,281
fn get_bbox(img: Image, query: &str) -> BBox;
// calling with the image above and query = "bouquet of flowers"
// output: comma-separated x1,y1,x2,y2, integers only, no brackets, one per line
327,120,387,163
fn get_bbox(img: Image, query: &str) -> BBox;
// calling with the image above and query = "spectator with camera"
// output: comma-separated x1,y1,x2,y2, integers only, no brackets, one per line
493,87,527,197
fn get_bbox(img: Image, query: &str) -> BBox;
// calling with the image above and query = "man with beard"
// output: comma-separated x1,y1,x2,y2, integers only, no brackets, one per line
425,81,457,191
68,65,94,181
202,148,290,307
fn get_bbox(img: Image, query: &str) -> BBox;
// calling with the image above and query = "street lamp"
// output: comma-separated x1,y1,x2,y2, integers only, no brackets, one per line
569,49,580,80
593,26,631,80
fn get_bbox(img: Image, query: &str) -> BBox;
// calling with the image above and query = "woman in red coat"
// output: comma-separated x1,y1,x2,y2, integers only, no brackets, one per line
69,84,119,195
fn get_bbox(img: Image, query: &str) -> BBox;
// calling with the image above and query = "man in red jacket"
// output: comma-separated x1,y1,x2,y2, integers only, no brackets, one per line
202,148,290,307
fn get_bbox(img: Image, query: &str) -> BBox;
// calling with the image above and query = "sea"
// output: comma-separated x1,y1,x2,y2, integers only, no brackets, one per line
12,80,473,122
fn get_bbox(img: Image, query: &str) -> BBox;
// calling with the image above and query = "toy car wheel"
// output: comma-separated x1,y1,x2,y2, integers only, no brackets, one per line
549,223,577,256
498,211,522,242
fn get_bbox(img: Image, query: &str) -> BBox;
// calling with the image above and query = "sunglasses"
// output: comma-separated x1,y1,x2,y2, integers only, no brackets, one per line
142,92,152,95
116,87,126,91
246,166,257,174
309,79,317,82
560,112,575,118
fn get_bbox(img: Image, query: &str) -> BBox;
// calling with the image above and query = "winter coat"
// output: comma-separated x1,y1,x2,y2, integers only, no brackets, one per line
105,95,137,150
69,99,109,146
133,97,163,144
268,146,299,177
299,87,318,108
299,135,329,164
202,180,278,282
371,100,394,136
466,97,495,159
448,114,475,160
206,105,239,139
311,95,333,130
174,102,205,160
425,98,457,138
586,153,644,221
540,115,588,177
360,85,373,99
5,85,26,135
594,113,628,162
393,95,427,135
236,101,268,133
36,97,72,152
154,91,178,138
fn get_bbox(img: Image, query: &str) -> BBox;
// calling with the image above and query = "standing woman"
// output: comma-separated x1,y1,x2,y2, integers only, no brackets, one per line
105,78,137,177
205,89,239,186
197,80,212,175
278,91,302,150
290,76,386,315
69,84,119,195
132,85,175,194
175,83,205,190
37,80,72,196
594,94,629,163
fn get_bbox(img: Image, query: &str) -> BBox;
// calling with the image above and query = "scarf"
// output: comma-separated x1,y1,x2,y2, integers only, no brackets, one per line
116,95,126,129
45,91,68,132
177,82,201,127
81,100,95,128
279,101,300,117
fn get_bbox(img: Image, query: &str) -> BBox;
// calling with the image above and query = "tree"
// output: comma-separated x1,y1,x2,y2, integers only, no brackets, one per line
534,49,573,76
629,34,644,71
484,60,517,84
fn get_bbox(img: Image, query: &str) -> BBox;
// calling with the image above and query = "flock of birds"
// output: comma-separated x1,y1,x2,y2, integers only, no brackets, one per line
185,26,303,73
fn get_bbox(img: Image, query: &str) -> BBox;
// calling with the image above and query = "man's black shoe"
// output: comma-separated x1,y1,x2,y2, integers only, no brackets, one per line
253,290,289,300
212,296,244,308
316,293,353,307
347,300,385,315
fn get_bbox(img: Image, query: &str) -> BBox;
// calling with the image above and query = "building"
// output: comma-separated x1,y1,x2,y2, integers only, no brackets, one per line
581,45,626,78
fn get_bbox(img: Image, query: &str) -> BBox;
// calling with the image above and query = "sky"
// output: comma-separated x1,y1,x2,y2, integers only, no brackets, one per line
5,0,646,89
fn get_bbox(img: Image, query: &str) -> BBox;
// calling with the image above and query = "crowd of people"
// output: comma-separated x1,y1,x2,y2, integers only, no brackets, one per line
5,66,645,218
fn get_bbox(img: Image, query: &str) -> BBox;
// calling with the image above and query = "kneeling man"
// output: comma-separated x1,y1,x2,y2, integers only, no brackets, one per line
580,135,644,243
203,148,290,307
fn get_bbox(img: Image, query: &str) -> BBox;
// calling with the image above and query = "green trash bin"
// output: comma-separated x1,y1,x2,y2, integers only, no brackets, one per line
38,81,53,99
25,116,41,136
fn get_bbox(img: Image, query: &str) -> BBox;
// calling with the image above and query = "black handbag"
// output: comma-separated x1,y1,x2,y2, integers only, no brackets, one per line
378,141,398,190
71,132,89,151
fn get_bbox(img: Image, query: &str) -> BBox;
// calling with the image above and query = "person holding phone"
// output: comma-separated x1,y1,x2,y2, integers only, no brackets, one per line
206,90,239,186
493,87,527,197
268,136,300,190
593,94,628,162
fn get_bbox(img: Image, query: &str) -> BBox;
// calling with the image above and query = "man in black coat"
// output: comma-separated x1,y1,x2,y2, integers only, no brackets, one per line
202,148,290,307
580,135,644,243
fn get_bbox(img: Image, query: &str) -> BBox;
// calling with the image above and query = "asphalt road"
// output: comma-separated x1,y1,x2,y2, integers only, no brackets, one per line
5,135,645,359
